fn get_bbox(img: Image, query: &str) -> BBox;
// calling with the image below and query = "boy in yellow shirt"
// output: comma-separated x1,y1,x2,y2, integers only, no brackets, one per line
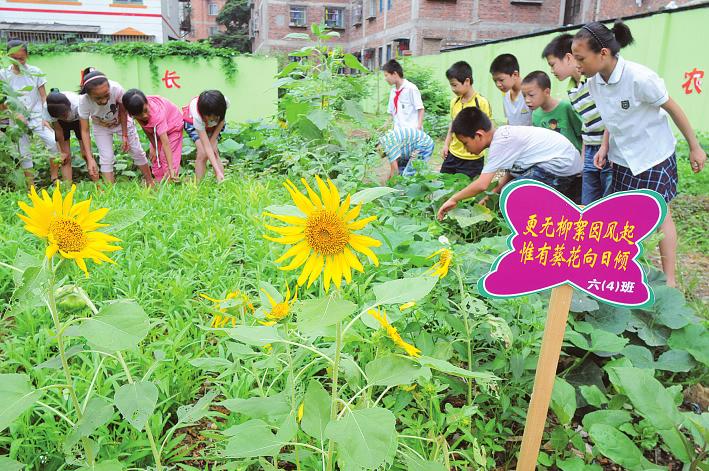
441,61,492,179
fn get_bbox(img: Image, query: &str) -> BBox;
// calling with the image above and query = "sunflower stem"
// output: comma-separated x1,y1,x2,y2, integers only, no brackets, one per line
116,351,163,471
325,321,342,471
455,265,474,404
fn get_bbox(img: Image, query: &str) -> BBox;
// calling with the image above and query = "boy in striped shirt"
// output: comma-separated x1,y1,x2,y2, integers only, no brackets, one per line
543,33,611,204
377,128,434,180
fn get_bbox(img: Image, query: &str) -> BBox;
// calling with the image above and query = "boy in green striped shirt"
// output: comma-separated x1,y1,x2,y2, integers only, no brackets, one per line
543,33,612,204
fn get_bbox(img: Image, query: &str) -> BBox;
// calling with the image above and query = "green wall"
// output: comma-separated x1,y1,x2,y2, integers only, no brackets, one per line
363,5,709,132
29,53,278,123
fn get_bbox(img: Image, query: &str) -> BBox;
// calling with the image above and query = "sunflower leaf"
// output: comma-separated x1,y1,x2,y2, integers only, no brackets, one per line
297,296,356,332
350,187,399,205
74,300,150,352
0,374,43,432
372,276,437,305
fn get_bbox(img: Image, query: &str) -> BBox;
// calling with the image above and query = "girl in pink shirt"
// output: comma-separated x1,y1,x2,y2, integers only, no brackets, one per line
123,89,183,182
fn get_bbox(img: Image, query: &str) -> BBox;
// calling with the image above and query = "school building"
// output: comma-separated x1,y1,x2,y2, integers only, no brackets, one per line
0,0,182,43
180,0,226,40
249,0,703,64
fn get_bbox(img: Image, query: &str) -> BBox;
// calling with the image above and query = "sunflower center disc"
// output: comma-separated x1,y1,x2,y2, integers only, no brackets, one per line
304,210,349,256
49,218,88,252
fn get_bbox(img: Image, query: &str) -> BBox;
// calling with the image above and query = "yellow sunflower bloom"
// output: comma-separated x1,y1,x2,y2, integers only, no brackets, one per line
426,248,452,279
200,290,254,328
297,403,304,422
368,308,421,357
17,183,121,277
399,302,416,311
264,176,381,291
260,283,298,326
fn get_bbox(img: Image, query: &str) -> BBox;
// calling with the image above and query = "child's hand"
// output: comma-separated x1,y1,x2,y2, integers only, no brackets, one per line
441,145,449,158
593,147,608,170
121,134,130,152
437,198,457,221
86,157,99,179
690,146,706,173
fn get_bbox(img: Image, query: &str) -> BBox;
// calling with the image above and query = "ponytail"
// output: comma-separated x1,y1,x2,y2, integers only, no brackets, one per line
574,20,634,56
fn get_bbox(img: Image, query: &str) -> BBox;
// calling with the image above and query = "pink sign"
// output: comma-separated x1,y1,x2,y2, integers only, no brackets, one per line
478,180,666,308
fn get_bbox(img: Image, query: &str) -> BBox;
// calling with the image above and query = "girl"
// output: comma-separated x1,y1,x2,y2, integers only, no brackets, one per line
45,90,99,182
77,68,153,185
572,21,706,287
122,89,183,182
543,34,611,204
182,90,228,182
1,40,62,184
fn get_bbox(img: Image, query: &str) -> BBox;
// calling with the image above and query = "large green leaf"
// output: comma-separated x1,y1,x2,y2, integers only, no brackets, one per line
225,326,281,346
622,345,656,369
404,453,447,471
297,297,356,332
177,390,218,425
221,393,290,422
325,407,397,469
342,99,366,123
628,311,669,347
99,208,147,234
585,304,631,334
343,53,369,73
416,356,498,381
372,276,437,305
307,109,331,131
668,324,709,366
582,410,632,431
566,327,628,354
550,377,576,425
114,381,158,432
579,385,608,408
650,285,697,329
350,187,399,205
654,350,695,372
76,300,150,352
223,419,281,458
447,205,493,228
301,379,330,443
65,397,115,451
589,424,657,470
0,456,25,470
77,460,124,471
365,356,430,387
0,374,43,432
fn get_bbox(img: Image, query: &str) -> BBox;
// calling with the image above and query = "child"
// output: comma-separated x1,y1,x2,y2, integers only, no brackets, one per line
0,40,62,184
441,61,493,179
382,59,424,131
572,21,706,287
45,90,99,182
489,54,532,126
522,71,583,152
123,89,183,182
77,68,153,185
543,34,611,204
436,107,582,220
182,90,227,182
377,127,434,180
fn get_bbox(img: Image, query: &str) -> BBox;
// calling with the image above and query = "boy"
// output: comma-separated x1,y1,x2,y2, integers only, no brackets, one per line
383,59,424,130
0,40,62,184
489,54,532,126
436,107,582,220
378,127,434,180
441,61,492,179
522,71,583,152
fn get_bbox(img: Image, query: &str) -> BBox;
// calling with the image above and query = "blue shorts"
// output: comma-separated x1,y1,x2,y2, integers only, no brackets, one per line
611,153,677,203
184,122,224,142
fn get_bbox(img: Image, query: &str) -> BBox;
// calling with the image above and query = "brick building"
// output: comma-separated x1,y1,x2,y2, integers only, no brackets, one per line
249,0,702,63
181,0,226,40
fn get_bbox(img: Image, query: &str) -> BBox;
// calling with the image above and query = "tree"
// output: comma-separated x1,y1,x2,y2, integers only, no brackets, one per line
209,0,251,52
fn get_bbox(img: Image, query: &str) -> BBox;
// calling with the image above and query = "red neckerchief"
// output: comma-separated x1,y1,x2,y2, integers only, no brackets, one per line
393,85,405,114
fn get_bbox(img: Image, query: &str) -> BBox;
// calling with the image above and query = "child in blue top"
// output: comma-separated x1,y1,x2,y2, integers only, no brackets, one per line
377,128,434,180
572,21,706,287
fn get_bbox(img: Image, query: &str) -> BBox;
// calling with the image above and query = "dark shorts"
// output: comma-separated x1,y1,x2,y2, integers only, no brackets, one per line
184,121,224,142
57,120,82,141
440,154,484,179
611,153,677,203
510,165,582,204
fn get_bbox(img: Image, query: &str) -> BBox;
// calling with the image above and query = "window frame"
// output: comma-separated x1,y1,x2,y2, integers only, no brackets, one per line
289,5,307,27
207,3,218,16
324,6,345,29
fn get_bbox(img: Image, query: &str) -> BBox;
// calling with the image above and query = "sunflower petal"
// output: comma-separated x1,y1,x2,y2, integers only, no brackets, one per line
307,254,324,288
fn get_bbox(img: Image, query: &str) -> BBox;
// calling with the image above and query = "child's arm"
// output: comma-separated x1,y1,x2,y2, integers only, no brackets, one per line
661,98,706,173
417,108,424,130
437,172,496,220
209,120,225,150
118,103,130,152
52,122,69,161
198,128,225,180
389,159,398,180
594,130,611,170
442,122,452,158
78,118,99,178
158,132,176,180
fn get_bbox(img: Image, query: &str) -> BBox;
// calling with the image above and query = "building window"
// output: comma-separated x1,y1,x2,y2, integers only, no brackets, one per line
386,44,391,60
379,0,383,12
324,7,344,29
208,26,219,36
289,6,307,27
367,0,376,18
388,0,392,9
377,46,383,68
208,3,218,15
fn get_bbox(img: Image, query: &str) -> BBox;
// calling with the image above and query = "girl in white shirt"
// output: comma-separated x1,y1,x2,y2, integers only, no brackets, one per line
572,21,706,287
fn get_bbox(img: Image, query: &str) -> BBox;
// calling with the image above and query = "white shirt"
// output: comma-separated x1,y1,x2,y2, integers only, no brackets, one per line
44,91,81,123
0,64,47,118
78,80,124,128
503,90,532,126
483,125,582,177
387,79,424,130
587,56,676,175
188,96,230,132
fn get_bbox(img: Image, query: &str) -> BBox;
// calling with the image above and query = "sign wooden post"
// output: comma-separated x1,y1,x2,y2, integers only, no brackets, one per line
477,180,667,470
516,284,573,470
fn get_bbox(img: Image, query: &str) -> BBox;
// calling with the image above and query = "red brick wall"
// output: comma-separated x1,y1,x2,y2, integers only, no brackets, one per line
190,0,226,41
598,0,695,20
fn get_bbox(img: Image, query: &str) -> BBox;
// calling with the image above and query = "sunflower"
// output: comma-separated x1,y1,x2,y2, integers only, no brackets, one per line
200,290,254,328
368,308,421,357
427,248,452,279
260,284,297,326
17,183,121,277
264,177,381,291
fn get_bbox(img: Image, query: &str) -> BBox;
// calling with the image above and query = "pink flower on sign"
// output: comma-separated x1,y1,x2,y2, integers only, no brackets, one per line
478,180,666,308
